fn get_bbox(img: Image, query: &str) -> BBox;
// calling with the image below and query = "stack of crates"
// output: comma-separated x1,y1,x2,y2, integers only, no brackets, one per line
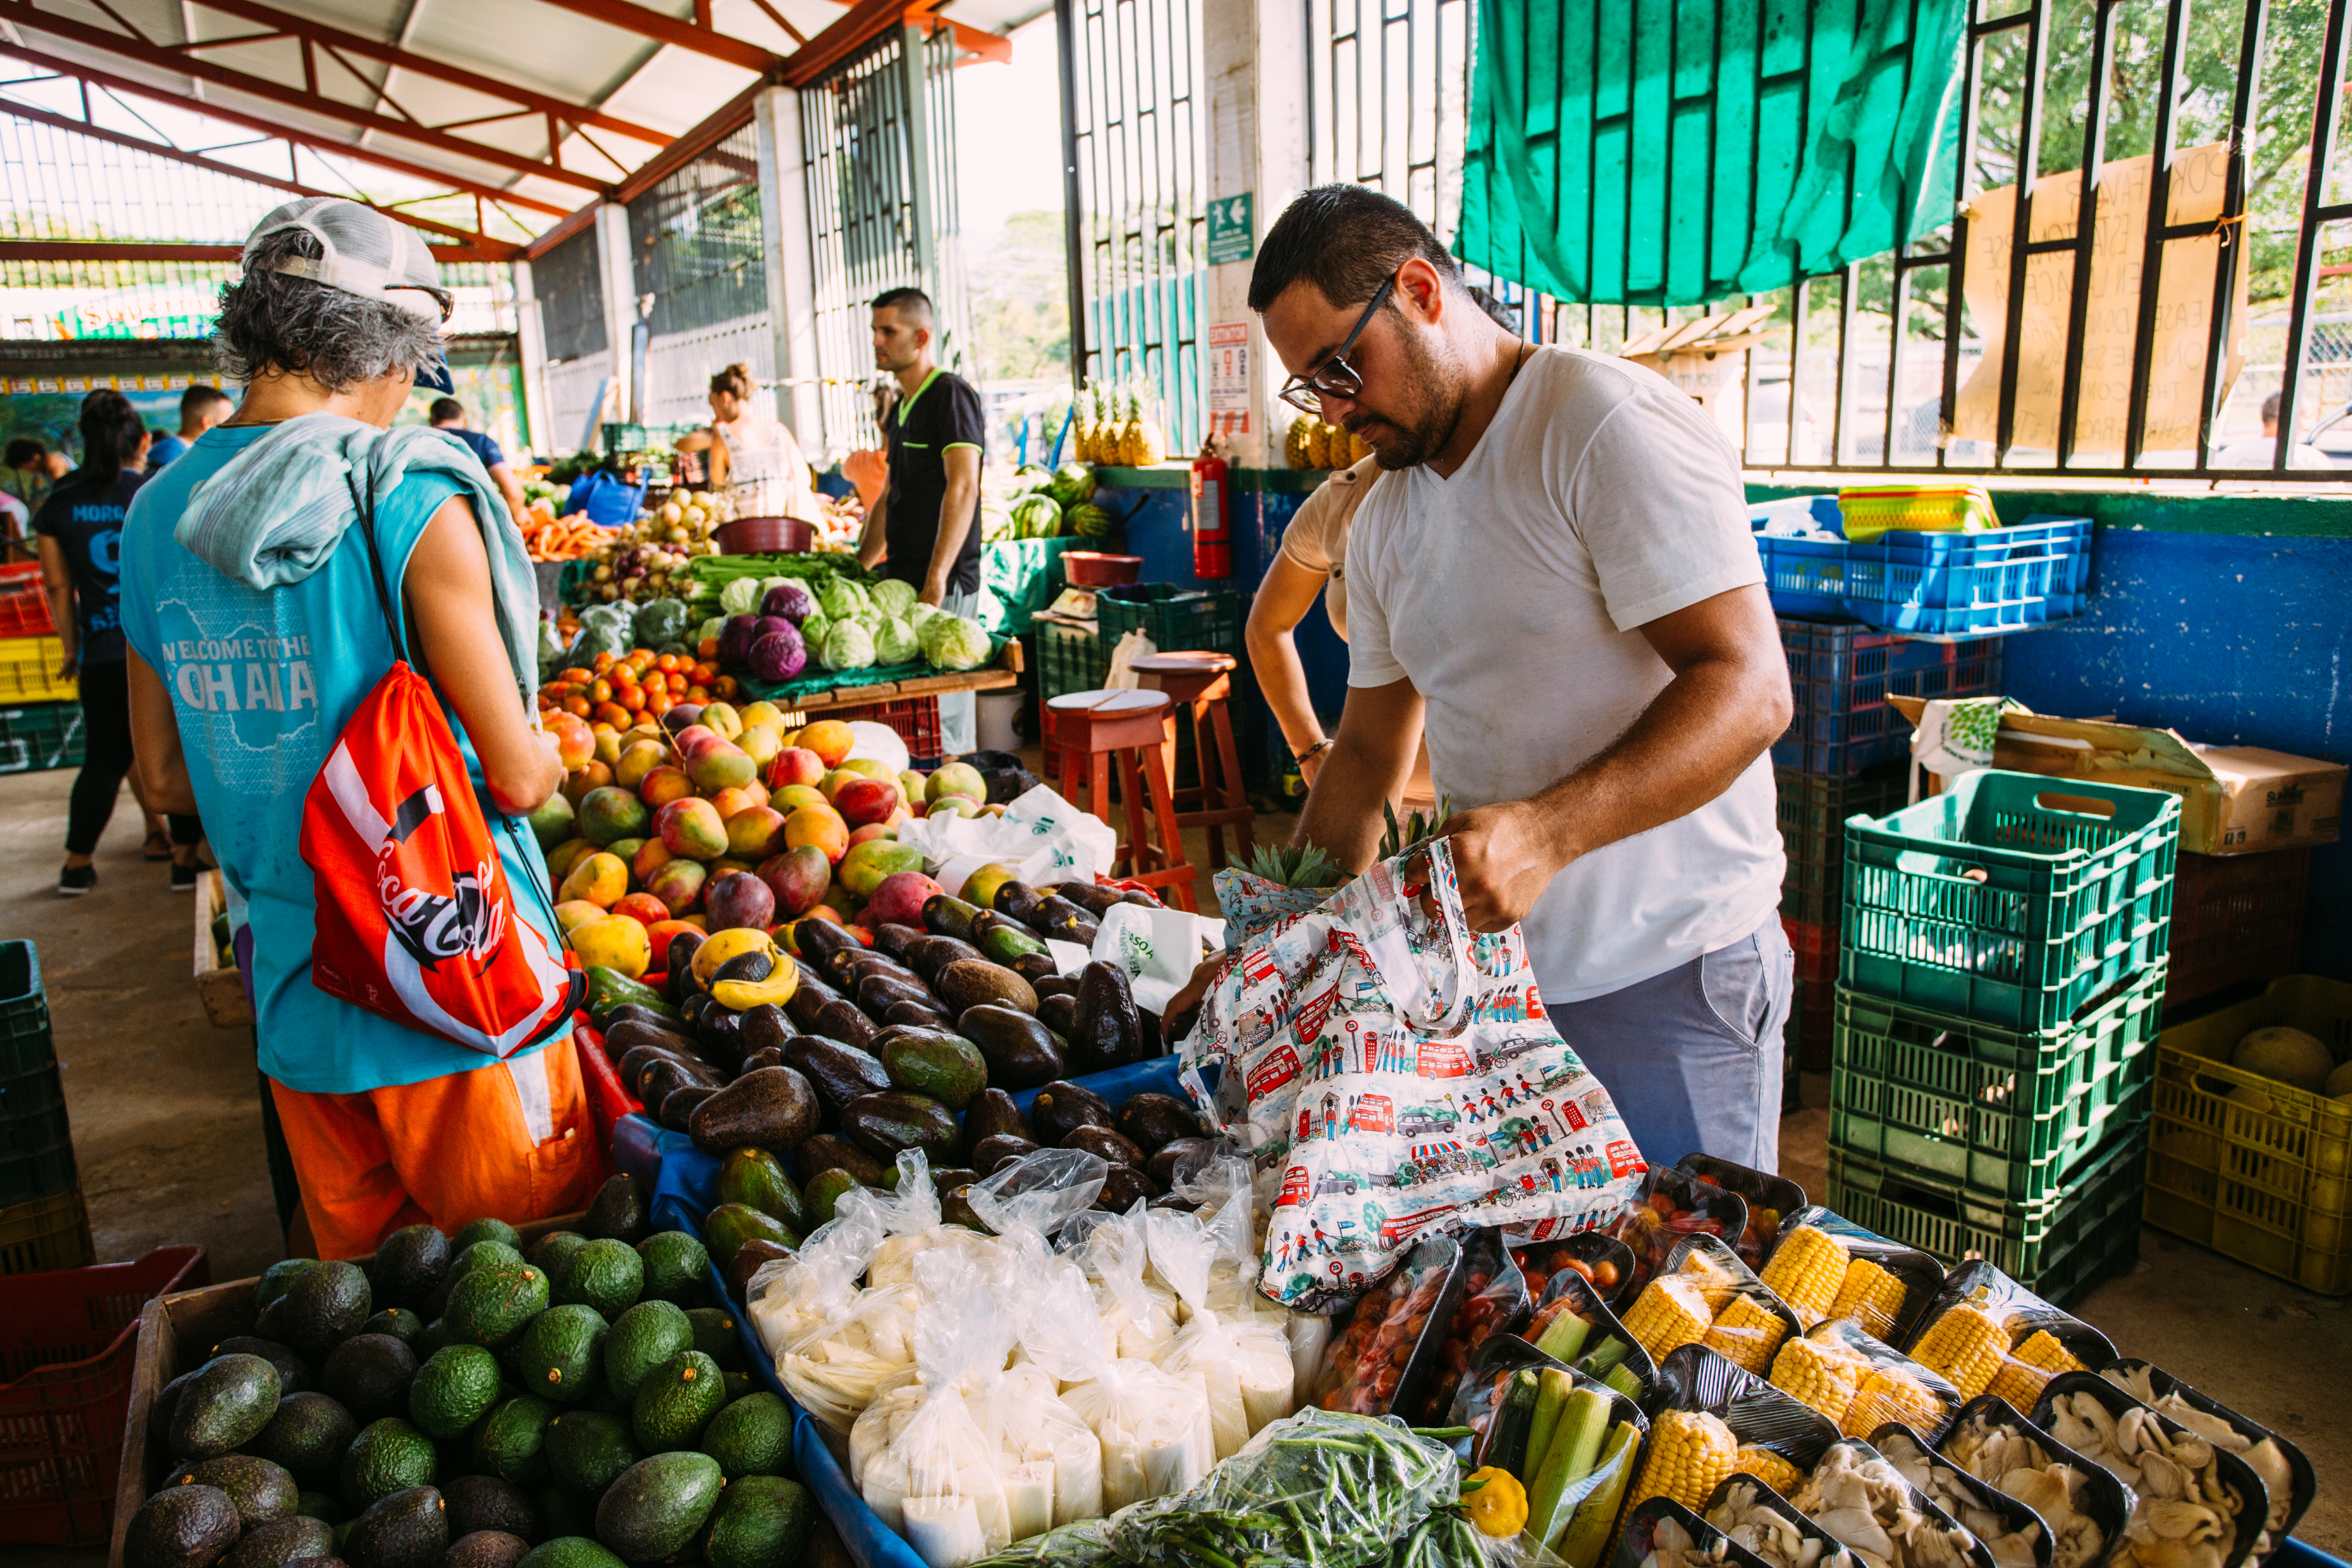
0,941,91,1276
1773,617,2003,1082
1825,772,2180,1305
1092,584,1265,790
0,566,83,775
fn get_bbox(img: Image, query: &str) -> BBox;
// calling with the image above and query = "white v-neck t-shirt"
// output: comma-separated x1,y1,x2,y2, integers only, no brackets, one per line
1345,344,1782,1003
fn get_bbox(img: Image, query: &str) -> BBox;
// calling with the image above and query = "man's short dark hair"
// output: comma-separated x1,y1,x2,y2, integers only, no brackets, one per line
2261,390,2282,424
429,397,466,425
871,287,934,325
4,437,46,469
1249,184,1461,314
181,384,230,419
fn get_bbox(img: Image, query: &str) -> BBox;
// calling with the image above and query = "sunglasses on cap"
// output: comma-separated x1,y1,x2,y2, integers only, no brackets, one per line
386,283,456,323
1277,273,1396,415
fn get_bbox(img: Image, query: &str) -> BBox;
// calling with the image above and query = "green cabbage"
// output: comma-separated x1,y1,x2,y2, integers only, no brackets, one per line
1011,494,1063,539
920,613,991,671
695,616,726,646
873,615,921,665
634,597,689,646
720,576,763,616
870,578,919,617
818,578,868,620
799,607,831,649
819,620,876,671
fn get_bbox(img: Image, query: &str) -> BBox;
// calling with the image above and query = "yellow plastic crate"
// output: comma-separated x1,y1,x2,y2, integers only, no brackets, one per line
0,639,76,704
2144,976,2352,1295
1835,482,1999,542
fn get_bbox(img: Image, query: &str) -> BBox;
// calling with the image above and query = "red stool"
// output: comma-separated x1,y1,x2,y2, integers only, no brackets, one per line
1042,689,1199,910
1130,650,1255,871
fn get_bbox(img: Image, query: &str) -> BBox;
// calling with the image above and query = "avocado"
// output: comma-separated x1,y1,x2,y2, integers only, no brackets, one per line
697,1393,790,1479
900,934,985,986
1094,1164,1158,1211
939,1185,990,1232
358,1310,423,1346
960,1088,1035,1153
698,1473,813,1568
1069,962,1144,1074
779,969,841,1031
543,1407,640,1498
169,1353,283,1460
515,1540,625,1568
683,1308,744,1372
989,878,1043,921
808,998,882,1052
412,1320,453,1360
956,1005,1065,1090
1029,1080,1115,1146
210,1336,309,1397
870,921,923,960
630,1350,724,1451
526,1232,588,1279
661,1082,722,1133
512,1304,606,1405
551,1237,642,1319
341,1485,445,1568
874,1027,989,1108
853,972,935,1021
583,1174,649,1244
441,1474,539,1544
1116,1092,1205,1154
594,1451,723,1563
790,916,861,976
839,1089,960,1164
793,1132,886,1185
801,1169,862,1228
920,892,982,943
321,1334,417,1425
1146,1136,1217,1190
247,1390,359,1489
974,921,1049,971
1029,893,1099,949
970,1133,1042,1172
614,1043,701,1102
1047,879,1120,916
687,1067,820,1157
603,1020,708,1072
281,1261,374,1364
184,1453,300,1524
782,1036,891,1117
450,1218,523,1254
738,1047,788,1075
600,1004,688,1040
602,1301,692,1405
882,997,956,1029
934,959,1037,1017
444,1265,547,1349
702,1204,799,1268
125,1483,243,1568
295,1487,347,1525
723,1240,796,1305
634,1057,703,1117
338,1418,436,1510
222,1515,336,1568
1062,1124,1143,1166
635,1231,708,1305
839,951,921,988
408,1345,503,1441
471,1396,557,1488
368,1227,451,1313
1035,993,1080,1037
695,1006,747,1070
736,1002,796,1055
257,1259,319,1314
714,1148,808,1234
446,1531,530,1568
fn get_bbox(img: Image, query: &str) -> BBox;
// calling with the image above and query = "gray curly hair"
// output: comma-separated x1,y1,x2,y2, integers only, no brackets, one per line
214,228,443,392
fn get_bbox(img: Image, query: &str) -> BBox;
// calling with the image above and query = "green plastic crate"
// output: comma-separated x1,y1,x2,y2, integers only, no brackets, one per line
1841,770,2180,1032
1828,1122,2147,1307
0,944,49,1080
0,704,84,775
1093,583,1243,661
1830,963,2164,1204
1038,621,1109,702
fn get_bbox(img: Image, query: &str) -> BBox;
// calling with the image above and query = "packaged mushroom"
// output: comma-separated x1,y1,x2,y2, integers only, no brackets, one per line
1786,1440,1985,1568
1902,1262,2114,1415
1758,1210,1945,1343
2033,1372,2265,1568
1937,1396,2127,1568
1706,1477,1862,1568
2102,1362,2312,1565
1619,1498,1774,1568
1872,1426,2052,1568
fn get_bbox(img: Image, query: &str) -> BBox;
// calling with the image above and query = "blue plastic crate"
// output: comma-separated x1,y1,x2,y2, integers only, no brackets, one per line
1755,515,2092,638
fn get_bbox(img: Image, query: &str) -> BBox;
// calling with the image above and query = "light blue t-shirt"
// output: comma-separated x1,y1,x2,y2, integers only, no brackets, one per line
119,424,567,1094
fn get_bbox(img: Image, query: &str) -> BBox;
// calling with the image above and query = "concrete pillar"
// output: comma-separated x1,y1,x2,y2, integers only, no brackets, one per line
754,84,825,451
595,201,638,427
510,258,555,459
1202,0,1307,467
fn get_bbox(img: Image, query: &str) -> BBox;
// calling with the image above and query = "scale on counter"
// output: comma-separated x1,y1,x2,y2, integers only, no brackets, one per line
1038,586,1098,623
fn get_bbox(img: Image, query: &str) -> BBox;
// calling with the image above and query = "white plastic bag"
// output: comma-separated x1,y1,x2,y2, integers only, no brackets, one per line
1032,1262,1213,1512
898,783,1119,893
1091,901,1228,1015
1145,1206,1297,1458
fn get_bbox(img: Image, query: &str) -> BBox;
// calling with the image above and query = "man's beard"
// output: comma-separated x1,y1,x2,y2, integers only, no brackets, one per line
1354,325,1468,471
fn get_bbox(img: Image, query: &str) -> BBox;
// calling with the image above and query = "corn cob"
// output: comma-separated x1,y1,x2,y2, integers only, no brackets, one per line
1908,1303,2006,1401
1842,1365,1945,1439
1629,1410,1739,1513
1733,1446,1803,1496
1826,1257,1907,1340
1769,1335,1865,1427
1678,1251,1742,1313
1704,1295,1788,1375
1623,1275,1714,1363
1758,1226,1849,1328
1986,1329,2088,1413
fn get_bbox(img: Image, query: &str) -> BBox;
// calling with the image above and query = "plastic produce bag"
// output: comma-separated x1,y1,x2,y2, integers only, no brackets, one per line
899,783,1120,893
1182,839,1648,1313
1062,1202,1180,1362
1146,1205,1297,1457
1308,1232,1466,1418
966,1520,1119,1567
1033,1260,1213,1510
1757,1209,1944,1345
1904,1261,2115,1417
1778,1319,1963,1444
1620,1236,1799,1378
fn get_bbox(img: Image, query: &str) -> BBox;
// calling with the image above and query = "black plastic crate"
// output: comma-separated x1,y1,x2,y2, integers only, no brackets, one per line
1773,619,2003,775
1777,761,1910,926
0,1058,74,1207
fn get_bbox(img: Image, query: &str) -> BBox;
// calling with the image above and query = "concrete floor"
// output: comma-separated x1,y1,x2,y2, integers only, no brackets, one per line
1,767,2340,1563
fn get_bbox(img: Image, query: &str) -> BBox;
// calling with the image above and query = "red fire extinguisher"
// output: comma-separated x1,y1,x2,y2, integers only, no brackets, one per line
1190,434,1231,580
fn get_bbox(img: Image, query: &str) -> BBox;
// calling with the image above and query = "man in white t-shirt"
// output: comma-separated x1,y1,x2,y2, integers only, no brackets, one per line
1240,185,1796,1168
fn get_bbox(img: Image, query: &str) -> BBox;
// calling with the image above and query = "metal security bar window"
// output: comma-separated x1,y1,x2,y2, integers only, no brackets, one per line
629,119,772,428
535,226,608,364
1060,0,1207,453
1304,0,1475,243
799,24,971,456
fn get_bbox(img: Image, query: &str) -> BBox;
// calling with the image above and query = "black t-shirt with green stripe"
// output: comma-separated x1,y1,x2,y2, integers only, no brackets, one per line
883,368,986,595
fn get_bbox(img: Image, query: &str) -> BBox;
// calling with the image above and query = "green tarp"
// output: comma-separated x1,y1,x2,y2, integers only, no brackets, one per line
977,536,1078,636
1458,0,1968,306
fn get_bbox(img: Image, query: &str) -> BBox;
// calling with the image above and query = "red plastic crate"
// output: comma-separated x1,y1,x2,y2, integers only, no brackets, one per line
0,1245,208,1545
2166,849,2309,1007
819,695,945,769
0,565,52,640
1784,915,1838,985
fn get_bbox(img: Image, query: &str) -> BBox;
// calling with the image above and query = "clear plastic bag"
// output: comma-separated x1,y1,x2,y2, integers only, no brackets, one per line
1031,1257,1213,1512
1146,1203,1298,1458
1620,1235,1799,1378
1773,1318,1962,1445
1756,1210,1944,1344
748,1174,916,1435
1902,1261,2116,1420
1063,1202,1182,1361
1307,1233,1465,1416
966,1519,1119,1567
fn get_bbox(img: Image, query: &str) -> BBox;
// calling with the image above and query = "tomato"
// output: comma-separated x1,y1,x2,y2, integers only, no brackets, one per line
684,685,710,704
1563,1257,1594,1282
588,679,613,703
1592,1259,1620,1289
563,694,593,717
667,671,690,693
559,667,593,685
613,683,643,711
628,710,652,730
592,650,616,672
645,691,673,716
692,660,720,684
697,637,721,660
713,676,739,699
656,653,682,674
594,701,631,728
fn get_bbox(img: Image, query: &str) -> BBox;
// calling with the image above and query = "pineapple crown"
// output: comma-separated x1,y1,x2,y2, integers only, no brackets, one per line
1240,840,1345,889
1378,796,1453,862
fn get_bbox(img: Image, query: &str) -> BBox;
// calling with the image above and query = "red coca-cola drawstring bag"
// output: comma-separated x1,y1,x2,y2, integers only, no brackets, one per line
299,476,581,1056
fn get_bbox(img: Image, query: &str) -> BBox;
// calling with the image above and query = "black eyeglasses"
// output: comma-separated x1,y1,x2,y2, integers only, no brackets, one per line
386,283,456,323
1276,273,1395,414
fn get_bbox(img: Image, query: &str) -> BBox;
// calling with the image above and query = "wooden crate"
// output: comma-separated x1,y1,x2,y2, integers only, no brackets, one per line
191,870,252,1029
108,1212,583,1568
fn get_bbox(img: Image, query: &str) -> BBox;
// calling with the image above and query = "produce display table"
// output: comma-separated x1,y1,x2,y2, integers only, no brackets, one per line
744,662,1020,715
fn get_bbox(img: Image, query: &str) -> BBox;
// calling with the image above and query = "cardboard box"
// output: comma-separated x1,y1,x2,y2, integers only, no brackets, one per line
1888,695,2344,855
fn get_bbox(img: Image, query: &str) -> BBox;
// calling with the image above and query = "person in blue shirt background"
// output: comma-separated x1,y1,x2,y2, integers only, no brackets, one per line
146,384,233,471
428,396,530,530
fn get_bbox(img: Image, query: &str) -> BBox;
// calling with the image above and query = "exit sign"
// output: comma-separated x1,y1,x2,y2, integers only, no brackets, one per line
1206,193,1253,265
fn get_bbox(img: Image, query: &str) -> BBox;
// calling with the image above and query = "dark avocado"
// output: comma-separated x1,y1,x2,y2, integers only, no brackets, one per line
223,1515,335,1568
927,1167,978,1193
791,919,862,983
1035,991,1080,1040
602,1019,706,1067
870,922,923,962
934,959,1037,1018
938,1187,991,1233
1033,976,1080,1003
1093,1164,1158,1211
715,1147,808,1232
738,1004,796,1057
780,970,842,1030
841,953,922,990
663,931,703,1001
957,1005,1064,1089
694,1007,746,1069
989,879,1042,920
1028,894,1099,949
920,892,981,943
169,1353,283,1459
599,1007,689,1044
1069,962,1144,1074
632,1057,701,1115
800,1169,863,1228
969,1133,1041,1171
838,1090,960,1164
1116,1093,1205,1155
616,1045,707,1102
1062,1124,1143,1167
854,973,936,1018
657,1083,718,1132
341,1485,446,1568
584,1173,649,1244
444,1532,529,1568
781,1036,891,1116
321,1335,417,1424
876,1029,988,1109
1047,881,1121,917
794,1133,887,1184
212,1337,309,1398
687,1067,819,1157
368,1229,451,1315
881,998,955,1029
124,1484,242,1568
1028,1080,1115,1146
959,1088,1034,1152
736,1047,784,1074
900,934,984,986
808,999,881,1052
724,1238,796,1303
184,1453,300,1525
279,1260,372,1364
701,1204,799,1268
1146,1137,1217,1190
439,1475,538,1543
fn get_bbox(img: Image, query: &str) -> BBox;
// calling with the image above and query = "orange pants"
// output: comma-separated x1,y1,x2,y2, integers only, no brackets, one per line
270,1038,606,1260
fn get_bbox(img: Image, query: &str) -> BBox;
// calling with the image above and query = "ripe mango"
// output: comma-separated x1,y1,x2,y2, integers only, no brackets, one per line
726,806,788,862
571,914,651,978
839,837,924,900
616,741,670,790
688,742,757,793
553,899,607,935
757,845,831,918
577,786,650,848
558,851,628,909
527,793,576,849
644,857,709,915
657,796,730,862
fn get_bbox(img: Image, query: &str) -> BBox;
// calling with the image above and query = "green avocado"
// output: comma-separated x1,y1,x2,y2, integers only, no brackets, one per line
123,1484,242,1568
409,1344,505,1440
683,1308,744,1372
278,1259,372,1364
552,1238,642,1320
802,1168,862,1228
630,1351,725,1452
517,1538,627,1568
321,1333,417,1424
242,1390,356,1491
714,1148,809,1234
511,1304,607,1405
337,1417,436,1510
700,1204,798,1269
601,1301,692,1406
634,1230,709,1306
451,1217,525,1253
697,1392,790,1479
542,1409,639,1498
254,1259,318,1315
472,1395,560,1488
166,1353,282,1461
220,1514,334,1568
877,1027,990,1109
342,1483,447,1568
179,1453,298,1526
359,1308,424,1345
527,1231,590,1279
445,1264,548,1348
592,1451,722,1562
698,1473,813,1568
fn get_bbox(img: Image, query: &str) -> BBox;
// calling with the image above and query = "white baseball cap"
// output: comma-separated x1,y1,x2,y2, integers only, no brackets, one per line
242,198,456,391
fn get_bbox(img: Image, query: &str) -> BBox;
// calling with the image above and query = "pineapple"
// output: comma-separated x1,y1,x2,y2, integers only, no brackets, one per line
1115,386,1142,466
1240,840,1345,889
1131,385,1167,465
1075,384,1101,464
1348,427,1373,464
1285,413,1315,469
1303,417,1330,470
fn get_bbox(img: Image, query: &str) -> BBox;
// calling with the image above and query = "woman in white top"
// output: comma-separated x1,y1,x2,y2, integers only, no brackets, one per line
677,363,817,521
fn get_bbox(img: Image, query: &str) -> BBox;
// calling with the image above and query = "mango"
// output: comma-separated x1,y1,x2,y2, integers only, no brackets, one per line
631,838,674,885
758,845,831,918
553,898,607,935
699,701,743,741
773,784,828,815
688,742,757,793
727,806,789,862
593,729,624,767
710,858,753,878
839,837,924,900
899,770,929,804
962,862,1020,912
839,757,897,787
645,919,701,971
571,914,651,978
640,766,695,808
672,724,718,755
644,857,708,915
544,838,594,880
562,760,614,806
527,792,576,849
708,783,769,821
766,747,826,790
835,778,899,828
545,711,596,770
784,805,849,865
620,723,666,753
926,794,983,819
799,720,854,767
657,796,730,861
819,769,860,804
739,701,784,731
926,761,986,803
605,836,646,868
616,740,670,790
737,724,783,767
612,892,670,928
578,785,651,847
558,851,628,909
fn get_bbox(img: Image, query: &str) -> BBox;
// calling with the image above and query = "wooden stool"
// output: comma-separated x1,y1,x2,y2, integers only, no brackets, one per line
1042,689,1199,911
1131,650,1255,871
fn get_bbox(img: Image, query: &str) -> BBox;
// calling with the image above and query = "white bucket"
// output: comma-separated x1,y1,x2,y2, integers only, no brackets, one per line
976,689,1024,753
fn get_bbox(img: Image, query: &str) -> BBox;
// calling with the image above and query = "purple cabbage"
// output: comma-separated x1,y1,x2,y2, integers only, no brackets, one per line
718,613,763,669
762,581,817,624
747,625,807,683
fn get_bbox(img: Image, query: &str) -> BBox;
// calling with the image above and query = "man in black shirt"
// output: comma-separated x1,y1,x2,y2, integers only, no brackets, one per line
858,285,987,750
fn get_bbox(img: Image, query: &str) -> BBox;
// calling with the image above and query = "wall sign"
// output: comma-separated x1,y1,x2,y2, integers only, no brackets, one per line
1207,193,1253,265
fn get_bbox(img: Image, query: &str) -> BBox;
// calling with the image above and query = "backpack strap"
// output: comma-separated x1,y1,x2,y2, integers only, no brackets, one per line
347,466,410,663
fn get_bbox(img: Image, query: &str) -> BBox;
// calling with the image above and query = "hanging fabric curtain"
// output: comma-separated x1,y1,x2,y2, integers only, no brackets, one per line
1457,0,1969,306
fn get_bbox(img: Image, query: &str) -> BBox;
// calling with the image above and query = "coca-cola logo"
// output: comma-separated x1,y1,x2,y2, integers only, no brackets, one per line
376,785,507,971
